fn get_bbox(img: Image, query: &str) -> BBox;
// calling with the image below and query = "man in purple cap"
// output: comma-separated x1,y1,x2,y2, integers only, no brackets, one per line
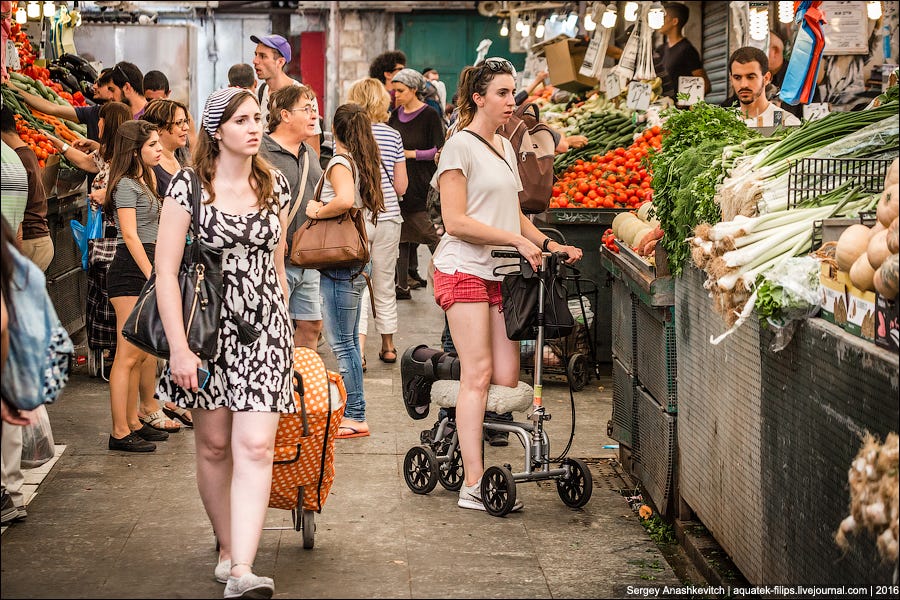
251,34,321,155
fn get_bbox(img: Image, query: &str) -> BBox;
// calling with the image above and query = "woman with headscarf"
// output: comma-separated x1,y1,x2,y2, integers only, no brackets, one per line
387,68,445,300
154,87,293,598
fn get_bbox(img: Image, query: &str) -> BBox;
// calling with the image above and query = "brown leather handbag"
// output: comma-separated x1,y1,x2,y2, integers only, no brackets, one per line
290,154,370,271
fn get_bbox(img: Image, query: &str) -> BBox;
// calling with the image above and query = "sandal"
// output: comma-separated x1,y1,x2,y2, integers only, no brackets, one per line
162,403,193,428
139,408,181,432
378,348,398,363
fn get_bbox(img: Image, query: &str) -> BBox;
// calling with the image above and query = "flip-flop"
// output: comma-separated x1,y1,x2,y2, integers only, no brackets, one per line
336,425,370,439
162,404,193,428
378,348,398,363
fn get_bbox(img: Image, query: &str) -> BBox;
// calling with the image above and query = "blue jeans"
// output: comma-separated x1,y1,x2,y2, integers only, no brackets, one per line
320,266,369,422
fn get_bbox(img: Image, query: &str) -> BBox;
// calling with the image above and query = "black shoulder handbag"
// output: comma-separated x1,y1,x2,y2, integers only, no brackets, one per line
497,253,575,341
123,169,224,359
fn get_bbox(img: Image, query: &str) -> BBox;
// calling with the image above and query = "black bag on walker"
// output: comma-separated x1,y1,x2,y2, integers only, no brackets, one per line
500,254,575,341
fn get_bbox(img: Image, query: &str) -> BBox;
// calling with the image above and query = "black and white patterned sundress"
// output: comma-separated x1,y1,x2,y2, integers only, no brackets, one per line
156,168,295,413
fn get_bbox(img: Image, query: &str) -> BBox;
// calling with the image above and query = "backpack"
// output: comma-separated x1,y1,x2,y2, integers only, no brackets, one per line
1,245,74,411
498,102,556,214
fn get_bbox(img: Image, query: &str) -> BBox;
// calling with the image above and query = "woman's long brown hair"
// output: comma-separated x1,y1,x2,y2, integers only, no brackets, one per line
331,103,385,221
103,120,160,220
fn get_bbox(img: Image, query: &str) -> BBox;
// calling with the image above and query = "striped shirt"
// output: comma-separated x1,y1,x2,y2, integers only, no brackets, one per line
372,123,405,221
1,141,29,233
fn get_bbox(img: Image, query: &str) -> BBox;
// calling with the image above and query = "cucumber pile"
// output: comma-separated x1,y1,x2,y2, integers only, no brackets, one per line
554,111,639,173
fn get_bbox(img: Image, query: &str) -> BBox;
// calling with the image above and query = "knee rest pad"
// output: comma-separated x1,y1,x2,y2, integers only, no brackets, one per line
430,380,534,414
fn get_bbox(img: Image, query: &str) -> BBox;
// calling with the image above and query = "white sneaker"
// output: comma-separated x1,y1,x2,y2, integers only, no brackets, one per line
223,573,274,599
214,558,230,584
458,480,525,512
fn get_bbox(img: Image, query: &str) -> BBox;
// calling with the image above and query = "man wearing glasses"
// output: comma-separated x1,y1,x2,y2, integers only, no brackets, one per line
250,34,321,156
258,86,325,351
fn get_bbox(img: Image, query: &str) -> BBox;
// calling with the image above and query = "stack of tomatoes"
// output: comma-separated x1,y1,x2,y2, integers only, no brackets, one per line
13,114,58,168
550,125,663,210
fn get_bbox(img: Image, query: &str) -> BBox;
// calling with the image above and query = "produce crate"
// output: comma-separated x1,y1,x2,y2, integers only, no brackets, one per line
47,266,87,335
634,304,677,413
632,385,676,516
610,277,635,372
610,357,636,448
787,156,892,209
46,193,88,335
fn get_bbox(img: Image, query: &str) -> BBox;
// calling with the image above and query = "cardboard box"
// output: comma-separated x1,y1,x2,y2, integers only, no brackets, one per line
820,263,847,325
844,280,877,340
874,295,899,353
543,38,598,92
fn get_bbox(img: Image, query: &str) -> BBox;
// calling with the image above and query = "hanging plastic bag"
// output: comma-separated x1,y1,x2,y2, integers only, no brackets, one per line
780,1,827,106
21,405,56,469
70,202,104,271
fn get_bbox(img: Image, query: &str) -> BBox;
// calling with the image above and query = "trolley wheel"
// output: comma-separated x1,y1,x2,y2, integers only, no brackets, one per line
301,509,315,549
481,465,517,517
403,446,439,494
566,353,591,391
438,442,464,491
556,458,593,508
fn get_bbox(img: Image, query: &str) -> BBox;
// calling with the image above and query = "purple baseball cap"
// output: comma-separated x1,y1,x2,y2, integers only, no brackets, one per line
250,34,291,63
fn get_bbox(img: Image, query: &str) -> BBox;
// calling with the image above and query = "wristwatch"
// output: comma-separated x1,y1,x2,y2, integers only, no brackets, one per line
60,143,70,154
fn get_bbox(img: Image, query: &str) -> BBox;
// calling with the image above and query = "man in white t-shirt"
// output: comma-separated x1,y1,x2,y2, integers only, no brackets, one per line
728,46,801,128
251,34,322,154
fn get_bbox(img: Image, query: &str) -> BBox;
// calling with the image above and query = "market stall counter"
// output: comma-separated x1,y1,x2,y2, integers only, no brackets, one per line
676,265,898,585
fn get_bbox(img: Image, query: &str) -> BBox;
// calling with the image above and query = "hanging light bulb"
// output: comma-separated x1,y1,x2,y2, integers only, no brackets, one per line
500,19,509,37
522,14,531,37
515,16,524,32
15,2,27,24
778,1,794,23
867,1,882,20
42,1,54,18
584,13,596,31
648,2,666,30
624,2,640,22
601,3,618,29
26,1,40,18
749,5,769,41
535,18,546,39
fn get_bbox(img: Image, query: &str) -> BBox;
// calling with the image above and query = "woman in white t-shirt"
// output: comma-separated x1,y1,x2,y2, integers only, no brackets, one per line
431,59,582,512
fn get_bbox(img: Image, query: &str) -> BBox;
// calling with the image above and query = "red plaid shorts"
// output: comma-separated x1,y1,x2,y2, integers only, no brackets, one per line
433,269,503,311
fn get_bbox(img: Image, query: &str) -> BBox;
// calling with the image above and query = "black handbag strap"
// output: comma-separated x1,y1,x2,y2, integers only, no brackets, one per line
185,167,203,264
463,129,515,176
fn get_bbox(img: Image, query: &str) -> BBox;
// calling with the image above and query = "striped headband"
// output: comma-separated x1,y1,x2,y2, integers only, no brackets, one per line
202,87,252,137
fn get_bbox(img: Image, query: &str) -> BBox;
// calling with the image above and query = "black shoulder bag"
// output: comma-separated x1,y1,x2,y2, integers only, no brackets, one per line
123,169,225,359
495,252,575,341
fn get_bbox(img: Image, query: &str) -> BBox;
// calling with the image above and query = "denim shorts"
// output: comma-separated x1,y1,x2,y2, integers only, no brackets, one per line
285,263,322,321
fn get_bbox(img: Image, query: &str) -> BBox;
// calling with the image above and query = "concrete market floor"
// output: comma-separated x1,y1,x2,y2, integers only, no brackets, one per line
1,268,693,599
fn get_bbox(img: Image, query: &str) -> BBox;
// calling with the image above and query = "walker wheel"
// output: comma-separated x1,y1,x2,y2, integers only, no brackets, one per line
438,441,464,491
556,458,593,508
567,353,591,391
481,465,517,517
404,446,439,494
301,509,316,549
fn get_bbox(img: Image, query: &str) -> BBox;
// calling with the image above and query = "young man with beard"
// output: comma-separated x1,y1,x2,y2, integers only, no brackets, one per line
251,34,321,155
728,46,801,128
654,2,710,101
258,85,324,350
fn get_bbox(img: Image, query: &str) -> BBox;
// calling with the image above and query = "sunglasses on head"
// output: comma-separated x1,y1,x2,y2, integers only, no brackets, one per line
477,57,516,78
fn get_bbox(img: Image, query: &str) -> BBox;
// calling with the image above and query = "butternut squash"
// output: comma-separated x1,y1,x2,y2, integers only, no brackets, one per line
836,224,874,272
878,184,899,228
850,254,876,292
867,230,891,270
887,217,899,254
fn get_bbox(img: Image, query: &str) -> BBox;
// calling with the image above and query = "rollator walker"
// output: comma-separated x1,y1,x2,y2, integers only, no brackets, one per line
401,250,593,517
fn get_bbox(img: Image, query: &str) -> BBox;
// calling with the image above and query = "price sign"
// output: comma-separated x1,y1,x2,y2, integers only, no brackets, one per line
802,102,830,121
605,72,622,98
626,81,652,111
579,34,604,78
677,76,705,106
5,40,21,71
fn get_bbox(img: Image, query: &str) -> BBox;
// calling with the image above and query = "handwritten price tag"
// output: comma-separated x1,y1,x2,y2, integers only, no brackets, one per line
579,35,604,78
677,76,705,106
626,81,651,111
802,102,830,121
606,72,622,98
